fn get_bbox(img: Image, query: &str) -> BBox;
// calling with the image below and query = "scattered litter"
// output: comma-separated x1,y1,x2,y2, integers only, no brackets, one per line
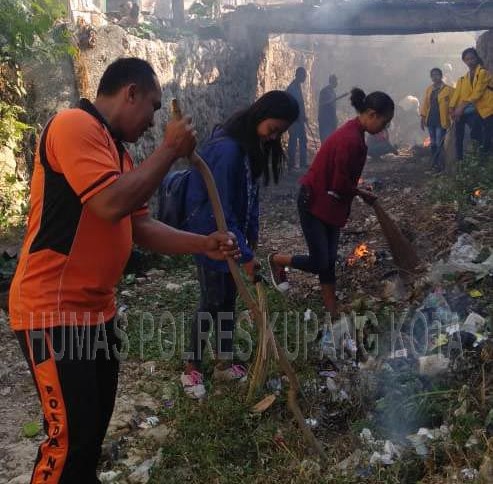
324,377,338,394
407,433,429,456
469,289,483,298
445,322,460,335
338,389,350,401
304,308,312,322
99,470,121,483
360,428,376,446
146,269,165,278
391,348,408,359
117,304,129,316
338,449,363,471
319,370,337,378
418,288,454,324
266,377,282,394
463,312,486,334
138,416,160,429
124,274,136,285
165,282,181,291
431,234,493,280
407,425,450,456
369,440,400,466
359,428,400,466
465,434,479,448
128,453,161,484
418,355,450,376
304,418,319,429
451,234,480,262
461,468,479,481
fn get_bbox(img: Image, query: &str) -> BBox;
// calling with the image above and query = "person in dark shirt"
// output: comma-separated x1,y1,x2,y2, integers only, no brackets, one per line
268,88,394,317
366,127,398,160
182,91,299,399
286,67,308,170
420,68,454,170
318,74,339,142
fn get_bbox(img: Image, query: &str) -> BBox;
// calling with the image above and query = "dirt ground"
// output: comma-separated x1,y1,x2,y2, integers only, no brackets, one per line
0,149,460,483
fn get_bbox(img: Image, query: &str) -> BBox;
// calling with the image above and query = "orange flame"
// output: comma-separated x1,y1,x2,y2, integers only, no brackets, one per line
348,243,371,266
423,137,431,148
474,189,482,197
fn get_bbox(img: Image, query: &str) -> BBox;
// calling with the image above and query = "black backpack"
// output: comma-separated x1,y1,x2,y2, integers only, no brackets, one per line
157,169,192,229
157,134,230,229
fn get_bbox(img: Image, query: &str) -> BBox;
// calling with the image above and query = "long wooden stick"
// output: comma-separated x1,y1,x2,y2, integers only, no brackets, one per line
172,100,326,460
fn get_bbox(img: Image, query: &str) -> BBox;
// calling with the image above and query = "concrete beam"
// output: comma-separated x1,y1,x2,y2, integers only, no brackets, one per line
222,2,493,36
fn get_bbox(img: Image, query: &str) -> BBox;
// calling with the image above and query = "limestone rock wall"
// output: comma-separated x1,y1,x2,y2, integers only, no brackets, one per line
77,24,265,162
477,30,493,73
12,28,317,218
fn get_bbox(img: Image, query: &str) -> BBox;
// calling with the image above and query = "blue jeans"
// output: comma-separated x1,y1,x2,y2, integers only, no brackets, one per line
291,186,340,284
288,122,307,169
428,125,447,169
190,265,237,366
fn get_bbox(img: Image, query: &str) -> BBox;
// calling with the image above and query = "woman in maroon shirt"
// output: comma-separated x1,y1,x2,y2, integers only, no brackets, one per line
269,88,394,317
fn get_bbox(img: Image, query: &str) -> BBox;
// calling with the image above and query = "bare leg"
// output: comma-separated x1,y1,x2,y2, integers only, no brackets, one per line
321,283,337,317
272,253,293,267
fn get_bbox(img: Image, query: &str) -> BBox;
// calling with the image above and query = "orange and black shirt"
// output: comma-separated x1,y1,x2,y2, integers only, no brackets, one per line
9,99,148,330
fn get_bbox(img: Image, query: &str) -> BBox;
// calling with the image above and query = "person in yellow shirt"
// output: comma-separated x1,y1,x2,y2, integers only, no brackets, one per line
449,47,493,160
420,67,454,171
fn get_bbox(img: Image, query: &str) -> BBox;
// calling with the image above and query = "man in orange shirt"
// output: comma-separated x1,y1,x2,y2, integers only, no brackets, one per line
9,57,238,483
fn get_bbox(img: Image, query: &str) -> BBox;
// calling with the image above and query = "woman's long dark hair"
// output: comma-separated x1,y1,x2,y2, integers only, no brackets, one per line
221,90,299,185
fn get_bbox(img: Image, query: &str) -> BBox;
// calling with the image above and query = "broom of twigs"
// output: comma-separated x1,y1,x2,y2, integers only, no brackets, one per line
171,100,327,461
371,200,420,273
246,281,275,402
443,121,457,176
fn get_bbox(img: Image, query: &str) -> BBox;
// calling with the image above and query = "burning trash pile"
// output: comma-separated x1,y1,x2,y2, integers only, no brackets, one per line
347,243,376,268
300,229,493,481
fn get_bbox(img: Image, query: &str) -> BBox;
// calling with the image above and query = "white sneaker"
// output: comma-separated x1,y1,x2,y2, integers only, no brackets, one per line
180,370,207,399
268,254,290,293
213,364,248,383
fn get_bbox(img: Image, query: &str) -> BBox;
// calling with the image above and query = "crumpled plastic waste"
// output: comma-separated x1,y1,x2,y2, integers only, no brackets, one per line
138,415,160,429
461,468,479,481
418,288,455,325
369,440,400,465
431,234,493,281
407,425,449,456
359,428,400,466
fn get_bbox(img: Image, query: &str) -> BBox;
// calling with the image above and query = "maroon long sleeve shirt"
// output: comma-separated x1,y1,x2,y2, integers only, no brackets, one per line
300,117,367,227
